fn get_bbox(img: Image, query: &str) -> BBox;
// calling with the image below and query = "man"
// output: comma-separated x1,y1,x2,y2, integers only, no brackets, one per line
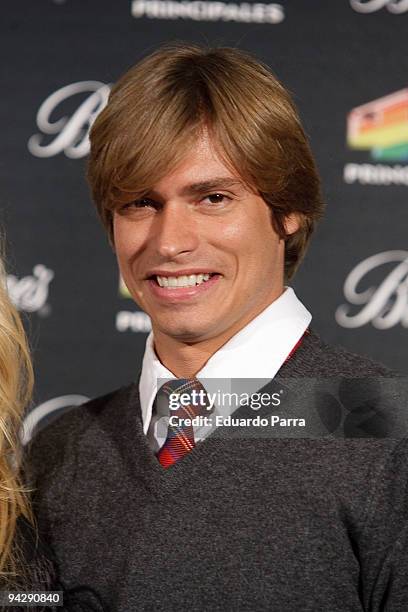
28,44,408,611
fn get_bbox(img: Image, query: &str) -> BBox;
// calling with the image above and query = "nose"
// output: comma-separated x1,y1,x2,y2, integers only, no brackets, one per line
153,202,199,259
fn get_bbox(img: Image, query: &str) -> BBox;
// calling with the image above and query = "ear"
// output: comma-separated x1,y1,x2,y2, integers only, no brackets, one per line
284,213,301,236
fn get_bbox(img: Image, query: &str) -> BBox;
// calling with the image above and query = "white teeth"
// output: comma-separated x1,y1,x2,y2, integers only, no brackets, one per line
156,273,212,288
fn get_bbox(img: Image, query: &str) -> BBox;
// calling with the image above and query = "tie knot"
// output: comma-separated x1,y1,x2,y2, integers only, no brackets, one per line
157,378,211,418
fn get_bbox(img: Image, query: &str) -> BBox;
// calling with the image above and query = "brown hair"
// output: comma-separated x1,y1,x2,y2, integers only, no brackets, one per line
87,43,324,280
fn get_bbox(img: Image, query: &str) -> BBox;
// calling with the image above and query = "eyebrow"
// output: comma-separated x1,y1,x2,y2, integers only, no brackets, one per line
179,177,246,196
147,177,247,200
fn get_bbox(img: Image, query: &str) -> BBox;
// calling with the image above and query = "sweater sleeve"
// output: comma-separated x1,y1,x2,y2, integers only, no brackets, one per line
359,438,408,611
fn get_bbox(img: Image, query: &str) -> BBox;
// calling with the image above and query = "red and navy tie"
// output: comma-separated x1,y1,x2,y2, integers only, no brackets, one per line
155,329,309,468
156,378,211,468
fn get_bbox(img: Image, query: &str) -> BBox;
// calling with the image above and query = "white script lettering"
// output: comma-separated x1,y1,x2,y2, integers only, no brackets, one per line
336,251,408,329
28,81,110,158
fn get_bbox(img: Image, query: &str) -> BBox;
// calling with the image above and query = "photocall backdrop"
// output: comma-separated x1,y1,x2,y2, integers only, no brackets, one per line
1,0,407,434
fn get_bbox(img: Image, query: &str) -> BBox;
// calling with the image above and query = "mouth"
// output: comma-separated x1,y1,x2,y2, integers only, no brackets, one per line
145,271,221,302
149,272,217,289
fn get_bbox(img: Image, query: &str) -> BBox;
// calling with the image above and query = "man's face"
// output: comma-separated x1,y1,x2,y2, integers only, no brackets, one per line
113,134,296,346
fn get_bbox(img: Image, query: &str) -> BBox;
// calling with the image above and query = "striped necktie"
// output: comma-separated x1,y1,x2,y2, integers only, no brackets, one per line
156,378,211,468
154,329,310,468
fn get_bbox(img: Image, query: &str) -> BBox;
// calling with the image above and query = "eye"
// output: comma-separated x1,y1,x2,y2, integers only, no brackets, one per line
202,193,230,205
120,198,156,212
130,198,155,208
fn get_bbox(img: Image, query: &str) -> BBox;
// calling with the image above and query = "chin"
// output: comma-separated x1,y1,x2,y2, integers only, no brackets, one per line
155,318,214,342
161,327,206,342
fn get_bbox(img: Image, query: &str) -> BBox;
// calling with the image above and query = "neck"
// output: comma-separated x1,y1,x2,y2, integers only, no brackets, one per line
152,289,284,377
153,333,228,378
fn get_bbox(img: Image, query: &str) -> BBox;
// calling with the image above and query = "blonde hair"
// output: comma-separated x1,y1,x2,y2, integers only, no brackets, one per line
0,252,34,584
88,42,324,280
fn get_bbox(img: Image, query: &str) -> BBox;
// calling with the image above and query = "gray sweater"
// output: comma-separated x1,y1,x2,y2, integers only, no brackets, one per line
27,331,408,611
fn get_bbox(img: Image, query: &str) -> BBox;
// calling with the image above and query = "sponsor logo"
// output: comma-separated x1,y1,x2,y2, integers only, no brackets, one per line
22,394,89,444
344,163,408,185
116,310,152,332
28,81,110,159
7,264,54,315
345,89,408,185
116,275,151,332
347,89,408,162
335,250,408,329
350,0,408,13
131,0,284,23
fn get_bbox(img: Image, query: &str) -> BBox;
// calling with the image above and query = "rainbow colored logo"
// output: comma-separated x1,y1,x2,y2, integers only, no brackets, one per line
347,89,408,162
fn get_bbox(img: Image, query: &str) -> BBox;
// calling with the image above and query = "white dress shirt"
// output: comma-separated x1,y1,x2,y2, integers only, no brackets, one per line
139,287,311,447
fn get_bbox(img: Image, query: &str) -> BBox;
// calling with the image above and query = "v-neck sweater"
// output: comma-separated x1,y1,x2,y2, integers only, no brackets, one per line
27,331,408,612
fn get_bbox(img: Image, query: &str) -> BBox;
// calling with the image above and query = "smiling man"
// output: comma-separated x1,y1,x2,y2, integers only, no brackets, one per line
28,44,408,611
113,132,300,378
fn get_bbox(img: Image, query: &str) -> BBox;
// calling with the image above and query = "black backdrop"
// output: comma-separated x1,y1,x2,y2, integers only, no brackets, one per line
1,0,407,431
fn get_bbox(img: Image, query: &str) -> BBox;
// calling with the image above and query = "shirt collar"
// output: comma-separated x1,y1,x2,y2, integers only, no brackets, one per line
139,287,311,434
